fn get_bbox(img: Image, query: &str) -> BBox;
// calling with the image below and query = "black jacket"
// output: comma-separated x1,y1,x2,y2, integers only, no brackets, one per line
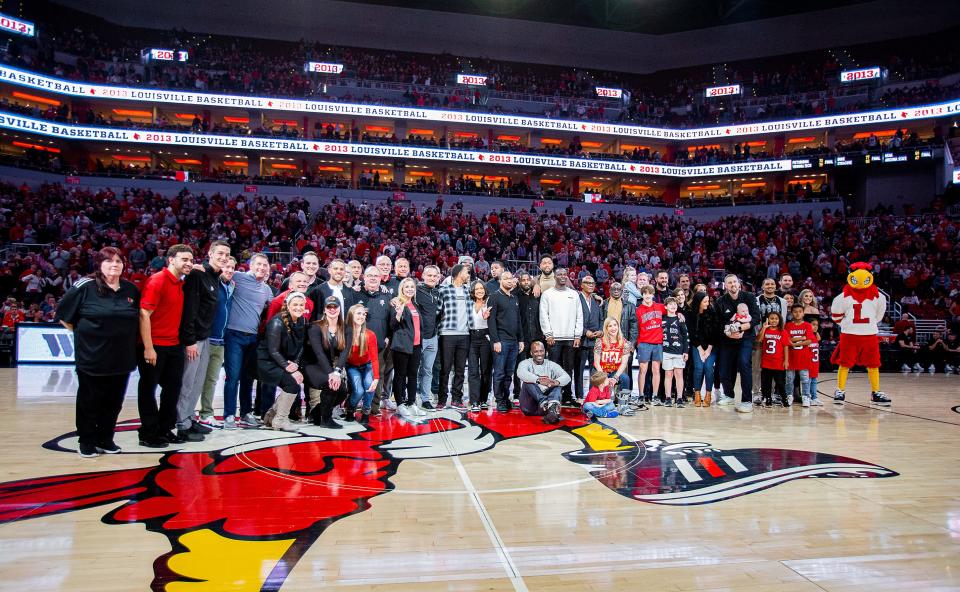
517,289,543,344
308,281,357,320
356,289,392,349
256,315,306,385
712,291,761,345
179,261,221,346
579,292,603,348
389,302,421,354
689,293,721,349
662,315,689,355
304,322,350,388
415,282,441,340
487,288,525,344
600,298,638,343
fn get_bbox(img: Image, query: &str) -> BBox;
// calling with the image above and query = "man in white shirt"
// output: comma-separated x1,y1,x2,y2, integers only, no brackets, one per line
539,268,583,405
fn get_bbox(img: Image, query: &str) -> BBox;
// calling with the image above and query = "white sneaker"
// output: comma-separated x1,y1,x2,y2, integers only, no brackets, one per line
901,364,911,373
198,415,223,428
945,364,955,374
812,399,824,407
928,365,936,374
912,363,923,373
801,396,811,408
223,416,238,430
383,398,398,411
736,403,753,413
397,404,414,418
413,404,428,417
718,396,736,406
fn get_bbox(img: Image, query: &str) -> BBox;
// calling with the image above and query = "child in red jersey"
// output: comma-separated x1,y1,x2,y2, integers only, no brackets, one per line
785,304,815,408
808,318,822,407
757,311,788,408
635,285,666,405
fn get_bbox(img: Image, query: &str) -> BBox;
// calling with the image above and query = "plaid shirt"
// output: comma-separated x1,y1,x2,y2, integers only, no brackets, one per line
437,283,475,335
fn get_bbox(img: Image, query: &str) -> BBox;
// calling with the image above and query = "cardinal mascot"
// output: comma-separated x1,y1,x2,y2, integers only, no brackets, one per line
829,262,891,406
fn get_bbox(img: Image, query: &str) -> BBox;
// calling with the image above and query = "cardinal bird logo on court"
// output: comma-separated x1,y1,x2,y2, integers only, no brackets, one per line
0,411,896,591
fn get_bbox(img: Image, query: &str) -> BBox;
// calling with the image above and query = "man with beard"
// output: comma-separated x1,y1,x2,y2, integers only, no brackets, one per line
653,270,671,304
488,271,525,413
514,271,543,400
539,267,583,405
534,255,556,297
752,278,787,403
485,261,505,296
309,258,354,320
712,274,761,413
778,273,795,298
437,263,473,409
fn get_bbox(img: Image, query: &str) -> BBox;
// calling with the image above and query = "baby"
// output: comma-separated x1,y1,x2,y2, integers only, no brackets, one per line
724,302,751,336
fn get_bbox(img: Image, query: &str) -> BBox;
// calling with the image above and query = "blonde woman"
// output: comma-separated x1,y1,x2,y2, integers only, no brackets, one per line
799,288,821,323
257,292,307,432
593,317,631,395
390,278,425,417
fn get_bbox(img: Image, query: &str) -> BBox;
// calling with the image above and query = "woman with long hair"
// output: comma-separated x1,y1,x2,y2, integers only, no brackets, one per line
798,288,821,323
56,247,140,458
689,291,720,407
345,304,380,424
390,277,425,417
467,279,493,412
304,296,351,427
593,317,631,397
257,292,307,431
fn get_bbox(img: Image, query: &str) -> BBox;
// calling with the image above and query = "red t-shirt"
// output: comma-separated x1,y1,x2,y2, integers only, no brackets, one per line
406,302,421,346
636,302,666,344
597,340,627,373
808,337,820,378
786,321,815,371
140,268,184,346
584,385,612,405
760,327,787,370
347,329,380,379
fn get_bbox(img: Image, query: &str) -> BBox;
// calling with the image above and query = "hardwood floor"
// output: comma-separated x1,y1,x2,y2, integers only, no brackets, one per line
0,367,957,591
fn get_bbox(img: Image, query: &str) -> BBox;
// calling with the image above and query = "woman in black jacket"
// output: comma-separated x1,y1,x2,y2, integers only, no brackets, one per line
390,278,424,418
259,292,307,431
305,296,351,428
689,291,720,407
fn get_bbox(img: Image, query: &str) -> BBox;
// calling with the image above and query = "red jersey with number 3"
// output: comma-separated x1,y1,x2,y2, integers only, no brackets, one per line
760,327,787,370
808,337,820,378
786,321,814,370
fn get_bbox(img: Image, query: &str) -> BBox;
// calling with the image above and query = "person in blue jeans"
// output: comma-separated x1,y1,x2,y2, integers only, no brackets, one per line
222,254,274,429
689,292,719,407
345,304,380,424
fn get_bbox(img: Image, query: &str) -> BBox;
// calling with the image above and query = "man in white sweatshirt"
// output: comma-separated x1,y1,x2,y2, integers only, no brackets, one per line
516,341,571,424
539,268,583,405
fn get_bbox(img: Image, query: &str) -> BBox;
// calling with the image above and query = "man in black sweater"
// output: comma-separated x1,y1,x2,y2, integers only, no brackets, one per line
515,272,543,398
488,271,526,413
574,276,603,401
356,266,394,414
416,265,442,410
175,240,231,441
712,274,761,412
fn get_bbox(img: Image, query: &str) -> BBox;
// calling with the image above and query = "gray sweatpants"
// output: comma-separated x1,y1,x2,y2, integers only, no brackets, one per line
176,338,212,430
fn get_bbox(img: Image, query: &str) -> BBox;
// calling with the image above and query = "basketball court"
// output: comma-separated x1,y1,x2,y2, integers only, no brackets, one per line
0,368,957,591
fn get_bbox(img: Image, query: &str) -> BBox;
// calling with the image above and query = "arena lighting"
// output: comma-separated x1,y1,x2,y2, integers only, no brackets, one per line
2,64,959,141
620,144,650,150
222,160,248,166
840,67,882,83
621,184,651,190
173,158,202,165
852,129,901,139
456,74,488,86
12,141,59,153
272,119,298,126
581,141,604,148
745,141,767,147
112,109,153,118
540,179,562,185
0,12,35,37
595,87,622,99
270,163,298,169
111,155,151,162
705,84,741,98
174,113,200,119
787,136,816,144
223,116,249,124
741,182,767,188
688,185,722,190
316,165,343,171
408,128,433,135
540,138,563,145
11,92,59,106
408,171,433,177
365,125,391,133
496,135,521,142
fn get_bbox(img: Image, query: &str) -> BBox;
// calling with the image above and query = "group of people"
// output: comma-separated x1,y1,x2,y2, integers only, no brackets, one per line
56,241,851,458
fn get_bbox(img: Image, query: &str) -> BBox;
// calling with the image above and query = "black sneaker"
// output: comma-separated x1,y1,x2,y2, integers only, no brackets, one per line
653,398,663,407
436,402,447,410
763,399,773,408
451,400,467,410
96,442,121,454
78,443,100,458
782,397,792,408
190,420,213,435
163,432,188,444
664,398,674,408
421,401,436,411
834,389,846,404
481,402,489,410
496,402,510,413
675,399,685,408
319,418,340,429
177,429,205,442
358,412,370,425
871,391,891,406
138,438,168,449
542,401,561,424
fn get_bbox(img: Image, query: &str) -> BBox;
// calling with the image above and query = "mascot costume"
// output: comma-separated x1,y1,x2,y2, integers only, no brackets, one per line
830,262,890,406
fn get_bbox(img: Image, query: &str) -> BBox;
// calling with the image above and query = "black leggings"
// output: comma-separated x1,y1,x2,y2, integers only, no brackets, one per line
392,346,422,406
760,368,786,403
